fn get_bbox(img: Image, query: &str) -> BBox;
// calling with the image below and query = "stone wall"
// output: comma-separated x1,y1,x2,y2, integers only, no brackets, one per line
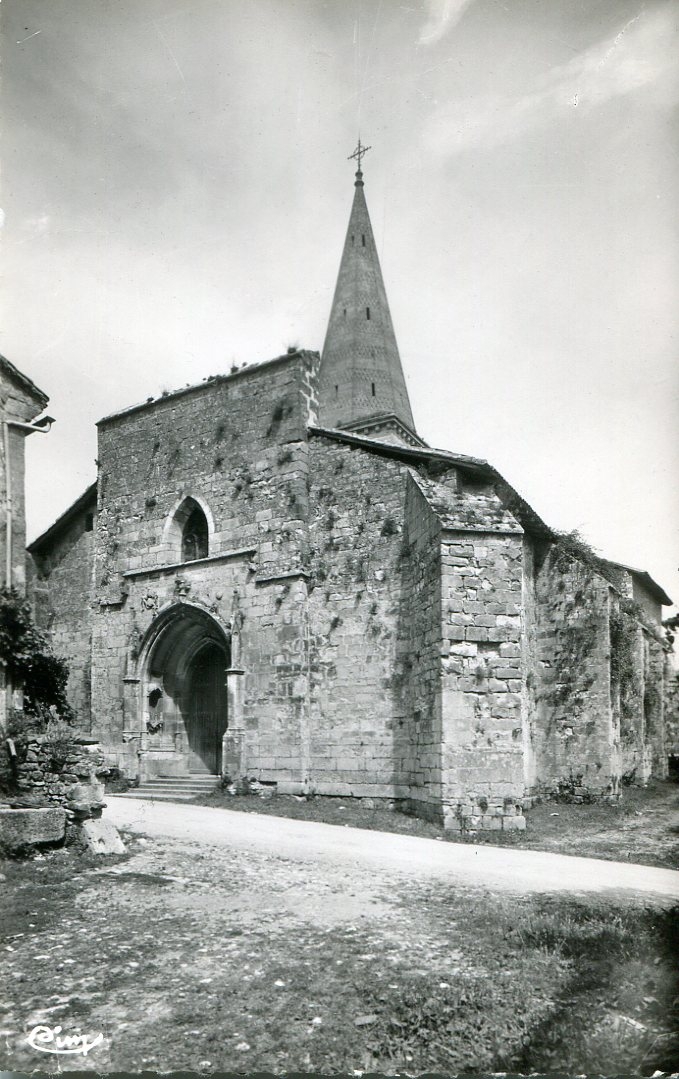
525,542,669,800
0,362,46,593
1,427,28,591
644,632,667,778
14,737,107,815
90,351,319,783
665,665,679,760
305,437,412,799
95,351,317,590
530,544,617,799
439,527,527,831
30,504,95,725
397,474,443,819
609,595,667,785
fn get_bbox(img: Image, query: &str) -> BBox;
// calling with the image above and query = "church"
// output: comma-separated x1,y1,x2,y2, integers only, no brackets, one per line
28,147,673,831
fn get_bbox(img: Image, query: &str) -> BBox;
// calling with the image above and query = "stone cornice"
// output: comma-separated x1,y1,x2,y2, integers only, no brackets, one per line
122,546,257,580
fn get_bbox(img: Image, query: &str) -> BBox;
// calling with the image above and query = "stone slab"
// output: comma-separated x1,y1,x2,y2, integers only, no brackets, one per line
0,807,66,849
79,818,126,854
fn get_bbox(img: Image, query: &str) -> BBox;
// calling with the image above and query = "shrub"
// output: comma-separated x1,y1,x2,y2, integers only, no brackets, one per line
0,588,73,724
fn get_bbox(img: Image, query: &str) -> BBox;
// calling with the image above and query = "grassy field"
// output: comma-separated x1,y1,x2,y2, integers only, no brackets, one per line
188,777,679,869
1,832,678,1073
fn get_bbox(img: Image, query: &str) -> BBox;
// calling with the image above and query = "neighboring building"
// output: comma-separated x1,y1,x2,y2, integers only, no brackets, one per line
0,355,51,730
28,156,673,829
0,356,50,592
28,483,97,724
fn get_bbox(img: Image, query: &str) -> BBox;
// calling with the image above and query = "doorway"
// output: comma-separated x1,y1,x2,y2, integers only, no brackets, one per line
139,603,232,777
186,643,228,773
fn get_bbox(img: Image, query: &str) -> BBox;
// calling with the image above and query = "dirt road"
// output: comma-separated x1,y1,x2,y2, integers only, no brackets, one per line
107,795,679,903
4,798,679,1073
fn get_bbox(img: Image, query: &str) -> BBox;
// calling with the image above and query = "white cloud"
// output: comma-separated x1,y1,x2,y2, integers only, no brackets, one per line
418,0,477,46
422,5,679,154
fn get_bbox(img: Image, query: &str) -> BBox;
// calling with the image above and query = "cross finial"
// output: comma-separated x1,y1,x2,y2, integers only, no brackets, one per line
348,137,371,178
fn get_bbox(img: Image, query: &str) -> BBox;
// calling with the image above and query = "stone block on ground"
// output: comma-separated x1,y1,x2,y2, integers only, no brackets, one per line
502,814,526,830
0,807,66,850
79,818,126,854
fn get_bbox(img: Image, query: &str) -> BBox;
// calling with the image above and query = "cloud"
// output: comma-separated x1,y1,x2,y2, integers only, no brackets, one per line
422,5,679,154
418,0,477,46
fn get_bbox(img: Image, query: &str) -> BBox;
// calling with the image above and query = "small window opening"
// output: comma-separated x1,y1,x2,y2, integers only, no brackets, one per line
366,306,371,320
182,505,209,562
342,308,346,317
371,382,376,397
361,234,366,247
85,513,94,532
351,234,355,244
335,385,339,397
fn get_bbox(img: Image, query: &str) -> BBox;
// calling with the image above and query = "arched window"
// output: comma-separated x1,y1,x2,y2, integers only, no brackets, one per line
182,504,209,562
162,494,214,565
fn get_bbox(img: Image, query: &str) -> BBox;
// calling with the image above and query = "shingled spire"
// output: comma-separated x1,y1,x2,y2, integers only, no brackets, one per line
318,142,421,446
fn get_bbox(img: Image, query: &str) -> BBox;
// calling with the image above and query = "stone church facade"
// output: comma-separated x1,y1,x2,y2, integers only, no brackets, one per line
28,158,673,830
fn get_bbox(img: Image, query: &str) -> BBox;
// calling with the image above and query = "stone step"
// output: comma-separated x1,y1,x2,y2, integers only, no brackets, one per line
140,780,217,789
114,775,219,803
136,787,217,796
163,773,218,781
115,790,202,802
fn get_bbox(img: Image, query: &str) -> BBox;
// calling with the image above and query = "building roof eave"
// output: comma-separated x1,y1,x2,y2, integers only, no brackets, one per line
28,482,98,554
308,424,554,539
604,560,673,607
96,349,319,427
0,354,49,410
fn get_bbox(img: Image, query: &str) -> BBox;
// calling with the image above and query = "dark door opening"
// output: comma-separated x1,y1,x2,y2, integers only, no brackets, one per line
187,643,228,773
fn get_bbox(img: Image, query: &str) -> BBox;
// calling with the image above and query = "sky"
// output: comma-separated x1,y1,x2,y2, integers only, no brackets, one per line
2,0,678,616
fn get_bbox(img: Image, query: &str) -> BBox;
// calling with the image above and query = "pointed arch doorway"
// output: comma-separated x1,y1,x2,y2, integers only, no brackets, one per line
139,603,232,777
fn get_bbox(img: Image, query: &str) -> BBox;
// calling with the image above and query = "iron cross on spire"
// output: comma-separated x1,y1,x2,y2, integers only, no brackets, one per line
348,138,371,173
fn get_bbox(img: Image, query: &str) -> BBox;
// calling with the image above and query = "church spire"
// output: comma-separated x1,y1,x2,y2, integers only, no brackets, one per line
318,142,420,446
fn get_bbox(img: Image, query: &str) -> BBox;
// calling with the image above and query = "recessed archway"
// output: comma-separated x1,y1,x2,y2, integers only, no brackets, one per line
139,603,231,775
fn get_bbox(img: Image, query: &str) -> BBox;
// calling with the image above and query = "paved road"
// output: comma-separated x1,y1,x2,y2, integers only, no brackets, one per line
106,796,679,904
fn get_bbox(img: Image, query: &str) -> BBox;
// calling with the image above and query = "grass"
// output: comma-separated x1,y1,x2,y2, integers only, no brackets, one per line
187,777,679,869
1,836,678,1073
